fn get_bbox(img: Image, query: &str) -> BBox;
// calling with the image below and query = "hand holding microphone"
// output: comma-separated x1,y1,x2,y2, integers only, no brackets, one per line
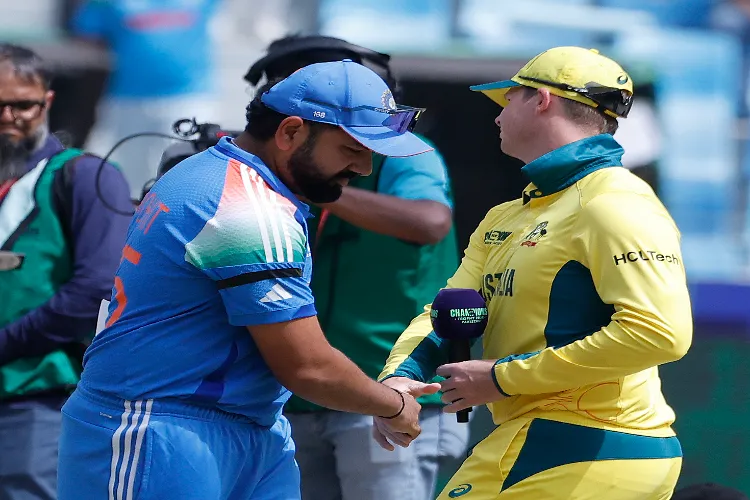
430,288,488,422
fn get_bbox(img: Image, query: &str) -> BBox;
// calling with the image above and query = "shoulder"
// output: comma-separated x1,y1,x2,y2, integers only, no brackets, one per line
68,153,130,198
469,199,523,240
576,169,677,234
485,198,523,222
577,167,656,205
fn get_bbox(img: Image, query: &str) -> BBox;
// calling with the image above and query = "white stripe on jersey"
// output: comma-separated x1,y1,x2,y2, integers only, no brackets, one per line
250,170,285,263
240,165,274,262
277,194,295,262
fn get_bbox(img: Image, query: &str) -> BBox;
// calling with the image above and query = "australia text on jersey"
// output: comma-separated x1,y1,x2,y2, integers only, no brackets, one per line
481,269,515,301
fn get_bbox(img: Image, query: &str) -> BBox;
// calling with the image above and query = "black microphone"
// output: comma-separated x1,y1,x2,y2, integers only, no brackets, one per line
430,288,488,423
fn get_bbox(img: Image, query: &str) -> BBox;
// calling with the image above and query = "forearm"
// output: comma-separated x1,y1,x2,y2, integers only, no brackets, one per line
319,187,451,244
493,312,692,396
379,310,447,382
286,347,405,416
0,284,105,365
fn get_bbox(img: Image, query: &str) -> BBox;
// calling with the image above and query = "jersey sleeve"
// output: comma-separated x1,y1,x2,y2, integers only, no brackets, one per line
379,210,489,382
185,178,316,327
492,192,693,396
377,149,453,208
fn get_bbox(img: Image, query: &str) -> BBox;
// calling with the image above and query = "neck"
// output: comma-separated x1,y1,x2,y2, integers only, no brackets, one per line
519,120,595,164
232,132,281,178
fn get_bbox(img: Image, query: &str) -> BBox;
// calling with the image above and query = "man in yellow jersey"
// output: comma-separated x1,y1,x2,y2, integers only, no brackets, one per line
374,46,693,499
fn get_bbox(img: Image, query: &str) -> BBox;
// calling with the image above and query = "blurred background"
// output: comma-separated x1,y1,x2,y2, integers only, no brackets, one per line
4,0,749,494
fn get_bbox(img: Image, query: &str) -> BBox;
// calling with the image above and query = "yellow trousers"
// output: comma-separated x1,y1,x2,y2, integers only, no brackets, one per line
438,418,682,499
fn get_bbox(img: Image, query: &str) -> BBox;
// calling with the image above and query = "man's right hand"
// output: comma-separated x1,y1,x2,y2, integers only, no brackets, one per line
372,377,441,450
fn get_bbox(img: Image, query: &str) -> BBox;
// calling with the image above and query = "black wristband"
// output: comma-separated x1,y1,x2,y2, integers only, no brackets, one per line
379,388,405,419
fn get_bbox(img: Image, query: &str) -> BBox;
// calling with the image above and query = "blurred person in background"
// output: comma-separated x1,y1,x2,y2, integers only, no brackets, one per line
0,43,131,500
70,0,222,199
245,35,467,500
378,46,693,499
57,60,437,500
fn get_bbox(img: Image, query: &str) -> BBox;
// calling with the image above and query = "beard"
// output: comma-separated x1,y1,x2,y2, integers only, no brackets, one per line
284,135,359,204
0,125,47,184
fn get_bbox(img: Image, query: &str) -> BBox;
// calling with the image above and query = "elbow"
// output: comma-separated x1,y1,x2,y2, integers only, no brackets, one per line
656,321,693,363
413,208,453,245
665,328,692,362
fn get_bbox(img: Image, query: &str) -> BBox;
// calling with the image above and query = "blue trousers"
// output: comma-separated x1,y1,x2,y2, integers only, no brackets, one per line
58,386,299,500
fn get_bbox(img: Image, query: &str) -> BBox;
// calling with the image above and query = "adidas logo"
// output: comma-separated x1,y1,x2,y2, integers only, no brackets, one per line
260,284,293,303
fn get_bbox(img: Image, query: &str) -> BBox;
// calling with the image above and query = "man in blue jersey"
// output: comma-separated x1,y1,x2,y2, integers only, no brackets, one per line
57,60,440,500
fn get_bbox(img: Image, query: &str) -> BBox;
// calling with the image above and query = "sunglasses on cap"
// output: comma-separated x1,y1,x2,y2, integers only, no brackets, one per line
516,76,632,118
300,98,425,134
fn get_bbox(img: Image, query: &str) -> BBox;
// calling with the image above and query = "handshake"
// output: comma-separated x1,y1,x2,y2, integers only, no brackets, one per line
372,288,496,451
371,377,441,451
371,358,504,451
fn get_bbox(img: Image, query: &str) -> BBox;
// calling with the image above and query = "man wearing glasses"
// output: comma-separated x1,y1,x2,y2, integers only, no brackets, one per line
57,60,439,500
245,35,465,500
378,47,693,499
0,44,131,499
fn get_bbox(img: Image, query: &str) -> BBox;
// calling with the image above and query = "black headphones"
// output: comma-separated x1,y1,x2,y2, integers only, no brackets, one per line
243,35,400,97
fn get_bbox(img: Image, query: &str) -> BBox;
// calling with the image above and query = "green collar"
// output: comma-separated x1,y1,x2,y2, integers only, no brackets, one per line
521,134,624,198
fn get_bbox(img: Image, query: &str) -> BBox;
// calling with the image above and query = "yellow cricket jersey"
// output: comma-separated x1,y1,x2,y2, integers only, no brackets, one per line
380,134,693,438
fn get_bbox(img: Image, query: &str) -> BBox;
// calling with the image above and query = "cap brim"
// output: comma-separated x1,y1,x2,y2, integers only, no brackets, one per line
469,80,521,107
341,126,433,157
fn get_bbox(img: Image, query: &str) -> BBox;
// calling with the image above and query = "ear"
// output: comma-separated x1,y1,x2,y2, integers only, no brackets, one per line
535,88,553,113
275,116,305,152
44,90,55,110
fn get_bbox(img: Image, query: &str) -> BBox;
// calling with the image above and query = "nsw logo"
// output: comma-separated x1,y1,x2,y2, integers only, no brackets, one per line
484,230,512,245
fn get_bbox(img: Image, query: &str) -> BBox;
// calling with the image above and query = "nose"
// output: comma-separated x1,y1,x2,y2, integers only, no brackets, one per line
0,105,14,123
494,113,502,128
354,155,373,177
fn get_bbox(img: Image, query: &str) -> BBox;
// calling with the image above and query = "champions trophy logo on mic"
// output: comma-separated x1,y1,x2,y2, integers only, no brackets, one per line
431,288,488,422
430,289,488,340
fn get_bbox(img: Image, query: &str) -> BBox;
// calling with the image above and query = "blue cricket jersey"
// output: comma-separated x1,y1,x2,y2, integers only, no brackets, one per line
80,137,316,426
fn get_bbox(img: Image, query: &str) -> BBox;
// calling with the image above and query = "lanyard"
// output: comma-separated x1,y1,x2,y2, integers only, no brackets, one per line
0,179,17,203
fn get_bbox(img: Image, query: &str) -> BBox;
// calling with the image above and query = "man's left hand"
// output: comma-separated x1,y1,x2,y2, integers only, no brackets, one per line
436,360,506,413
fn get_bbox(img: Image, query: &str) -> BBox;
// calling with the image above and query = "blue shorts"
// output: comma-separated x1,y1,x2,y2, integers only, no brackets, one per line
58,385,300,500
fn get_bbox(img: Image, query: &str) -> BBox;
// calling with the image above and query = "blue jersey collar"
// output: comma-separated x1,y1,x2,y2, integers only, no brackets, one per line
521,134,624,199
214,137,312,218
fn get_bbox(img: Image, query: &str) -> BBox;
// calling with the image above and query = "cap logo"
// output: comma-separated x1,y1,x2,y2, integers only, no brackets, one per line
382,89,397,110
617,74,629,85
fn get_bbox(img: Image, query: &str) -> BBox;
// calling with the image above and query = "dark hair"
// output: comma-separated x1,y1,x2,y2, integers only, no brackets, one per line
0,44,52,90
264,35,364,82
244,79,288,140
521,86,619,135
249,34,400,99
244,78,335,141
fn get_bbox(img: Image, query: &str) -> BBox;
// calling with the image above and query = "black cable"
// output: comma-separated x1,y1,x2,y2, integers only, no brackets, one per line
94,131,194,216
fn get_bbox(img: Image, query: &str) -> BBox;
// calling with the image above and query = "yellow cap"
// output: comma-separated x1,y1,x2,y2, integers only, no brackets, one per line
470,46,634,118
